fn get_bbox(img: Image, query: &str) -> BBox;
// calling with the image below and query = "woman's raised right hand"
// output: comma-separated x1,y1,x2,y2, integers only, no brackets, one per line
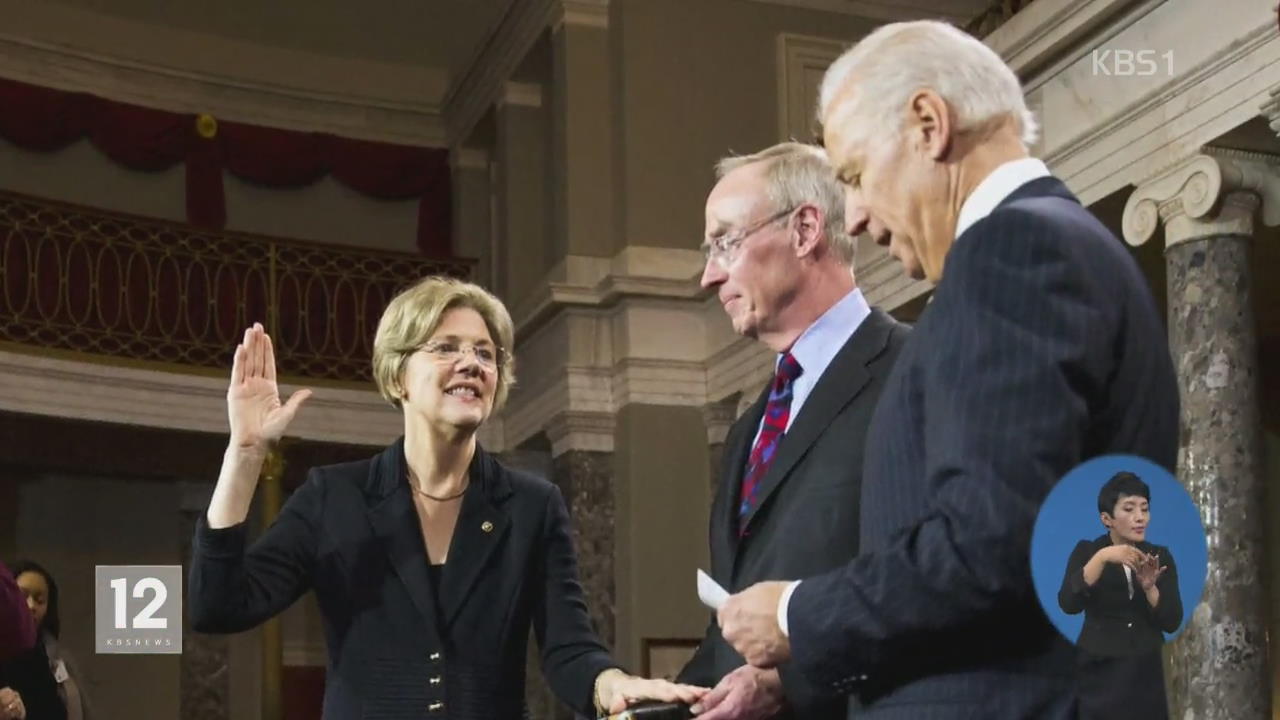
227,323,313,451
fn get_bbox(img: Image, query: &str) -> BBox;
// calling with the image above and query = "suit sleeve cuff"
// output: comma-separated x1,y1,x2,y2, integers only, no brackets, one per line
194,513,250,558
778,580,801,637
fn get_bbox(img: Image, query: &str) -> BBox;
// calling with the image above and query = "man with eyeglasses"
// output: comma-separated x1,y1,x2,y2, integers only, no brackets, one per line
676,142,909,720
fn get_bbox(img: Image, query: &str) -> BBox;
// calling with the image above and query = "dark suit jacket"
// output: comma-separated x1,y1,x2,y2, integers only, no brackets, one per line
1059,535,1180,719
1058,535,1182,655
0,639,66,720
189,440,617,720
785,176,1180,719
678,308,910,719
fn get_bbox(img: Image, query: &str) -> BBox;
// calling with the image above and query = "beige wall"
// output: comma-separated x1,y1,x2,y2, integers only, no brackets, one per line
612,0,871,251
612,403,713,670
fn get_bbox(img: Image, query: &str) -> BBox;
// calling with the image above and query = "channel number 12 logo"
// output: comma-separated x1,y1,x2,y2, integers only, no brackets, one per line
95,566,183,654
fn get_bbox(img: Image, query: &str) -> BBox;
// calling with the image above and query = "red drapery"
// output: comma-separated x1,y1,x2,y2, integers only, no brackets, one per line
0,76,452,257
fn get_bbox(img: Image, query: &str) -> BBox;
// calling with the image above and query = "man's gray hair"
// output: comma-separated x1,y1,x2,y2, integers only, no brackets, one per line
819,20,1038,149
715,142,853,267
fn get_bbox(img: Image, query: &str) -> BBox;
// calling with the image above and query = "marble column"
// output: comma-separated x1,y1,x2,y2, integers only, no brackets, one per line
179,482,230,720
1123,149,1280,719
547,412,618,648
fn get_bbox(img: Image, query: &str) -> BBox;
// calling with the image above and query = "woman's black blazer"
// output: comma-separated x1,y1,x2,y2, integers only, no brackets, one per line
1057,534,1182,656
189,439,617,719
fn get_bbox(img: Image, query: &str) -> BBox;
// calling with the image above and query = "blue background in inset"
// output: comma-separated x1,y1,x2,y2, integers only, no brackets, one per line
1030,454,1207,644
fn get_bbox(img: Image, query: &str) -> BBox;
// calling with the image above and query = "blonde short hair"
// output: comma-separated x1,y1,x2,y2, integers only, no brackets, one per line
715,142,853,267
819,20,1038,150
372,276,517,412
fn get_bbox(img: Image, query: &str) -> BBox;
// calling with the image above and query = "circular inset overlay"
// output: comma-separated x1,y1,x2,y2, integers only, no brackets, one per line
1030,454,1207,652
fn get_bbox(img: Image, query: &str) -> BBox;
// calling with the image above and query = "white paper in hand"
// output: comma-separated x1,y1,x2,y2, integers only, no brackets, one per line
697,569,729,611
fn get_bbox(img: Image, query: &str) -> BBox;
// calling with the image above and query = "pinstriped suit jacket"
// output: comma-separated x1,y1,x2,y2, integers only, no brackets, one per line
786,176,1179,719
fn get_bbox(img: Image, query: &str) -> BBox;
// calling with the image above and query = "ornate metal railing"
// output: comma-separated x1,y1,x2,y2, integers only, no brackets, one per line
0,190,472,383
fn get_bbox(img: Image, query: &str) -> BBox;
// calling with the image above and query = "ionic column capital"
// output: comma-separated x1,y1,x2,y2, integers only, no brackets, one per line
1262,85,1280,138
1122,148,1280,249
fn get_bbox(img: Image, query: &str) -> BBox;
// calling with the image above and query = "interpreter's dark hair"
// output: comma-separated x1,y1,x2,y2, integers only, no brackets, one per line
1097,471,1150,516
11,559,59,639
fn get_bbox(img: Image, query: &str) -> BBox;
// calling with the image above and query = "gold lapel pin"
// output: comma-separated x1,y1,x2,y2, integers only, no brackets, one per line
481,520,494,533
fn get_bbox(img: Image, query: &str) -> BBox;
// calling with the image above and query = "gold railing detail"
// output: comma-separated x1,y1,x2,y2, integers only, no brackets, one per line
0,190,471,383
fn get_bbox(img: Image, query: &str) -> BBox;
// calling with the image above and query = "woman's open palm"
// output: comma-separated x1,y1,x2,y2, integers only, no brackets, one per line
228,323,312,449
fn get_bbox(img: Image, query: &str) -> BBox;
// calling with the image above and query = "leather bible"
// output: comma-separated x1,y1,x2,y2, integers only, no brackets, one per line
599,701,693,720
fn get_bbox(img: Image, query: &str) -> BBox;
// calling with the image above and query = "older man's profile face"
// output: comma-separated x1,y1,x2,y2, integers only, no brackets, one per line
821,92,928,281
699,164,797,339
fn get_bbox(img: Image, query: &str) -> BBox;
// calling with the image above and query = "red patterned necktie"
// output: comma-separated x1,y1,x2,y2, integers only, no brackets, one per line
738,352,803,531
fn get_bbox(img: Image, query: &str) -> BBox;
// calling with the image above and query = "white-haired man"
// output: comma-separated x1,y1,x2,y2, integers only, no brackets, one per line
680,142,908,720
717,21,1178,719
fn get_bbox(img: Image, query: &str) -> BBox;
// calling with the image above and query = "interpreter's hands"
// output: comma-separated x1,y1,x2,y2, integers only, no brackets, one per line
1134,552,1168,590
228,323,312,450
691,665,784,720
1102,544,1147,572
718,581,791,668
596,669,707,714
0,687,25,720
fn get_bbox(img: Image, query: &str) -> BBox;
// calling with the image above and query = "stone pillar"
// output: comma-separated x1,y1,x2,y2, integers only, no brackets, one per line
547,412,618,648
450,147,494,289
179,482,230,720
1122,148,1280,719
550,0,617,260
494,81,550,307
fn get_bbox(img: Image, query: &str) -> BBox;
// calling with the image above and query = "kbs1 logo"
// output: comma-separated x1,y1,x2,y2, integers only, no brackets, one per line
1091,49,1174,76
95,566,182,654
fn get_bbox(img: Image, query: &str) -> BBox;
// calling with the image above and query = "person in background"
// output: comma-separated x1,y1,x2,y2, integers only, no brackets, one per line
11,562,90,720
1,560,84,720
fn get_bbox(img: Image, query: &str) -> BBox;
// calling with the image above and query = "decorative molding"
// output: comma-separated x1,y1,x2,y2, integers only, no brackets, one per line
0,348,401,446
451,147,490,170
736,0,979,22
511,248,707,342
0,33,447,148
611,358,707,409
1046,19,1279,206
499,81,545,109
1263,85,1280,138
444,0,558,144
546,410,616,456
776,33,847,142
554,0,610,31
985,0,1153,83
1122,149,1280,248
494,244,926,454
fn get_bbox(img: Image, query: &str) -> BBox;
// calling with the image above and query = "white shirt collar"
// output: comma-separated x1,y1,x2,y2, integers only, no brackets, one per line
954,157,1052,240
